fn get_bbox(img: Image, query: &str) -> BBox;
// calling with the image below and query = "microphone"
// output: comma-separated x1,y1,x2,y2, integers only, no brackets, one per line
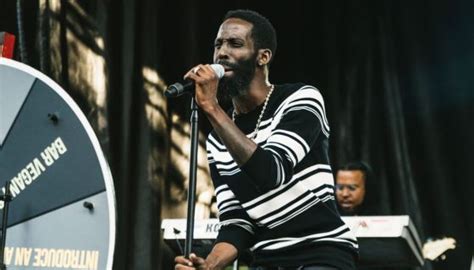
165,64,225,98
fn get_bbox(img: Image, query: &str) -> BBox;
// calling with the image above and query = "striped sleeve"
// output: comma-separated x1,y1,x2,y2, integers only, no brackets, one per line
241,86,329,191
209,162,256,253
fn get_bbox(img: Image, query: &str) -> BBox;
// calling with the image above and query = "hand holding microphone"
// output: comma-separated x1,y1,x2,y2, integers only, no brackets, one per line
165,64,225,98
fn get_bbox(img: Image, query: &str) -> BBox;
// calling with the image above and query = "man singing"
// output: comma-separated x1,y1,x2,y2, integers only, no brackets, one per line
175,9,358,270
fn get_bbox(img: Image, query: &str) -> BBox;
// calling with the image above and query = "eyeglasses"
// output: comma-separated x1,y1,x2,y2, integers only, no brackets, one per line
335,184,359,192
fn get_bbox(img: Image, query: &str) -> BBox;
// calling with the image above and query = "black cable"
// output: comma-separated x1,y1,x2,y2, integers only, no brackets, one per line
173,228,184,255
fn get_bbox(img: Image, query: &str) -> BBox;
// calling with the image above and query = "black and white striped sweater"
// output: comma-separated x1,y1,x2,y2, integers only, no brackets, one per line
206,83,358,268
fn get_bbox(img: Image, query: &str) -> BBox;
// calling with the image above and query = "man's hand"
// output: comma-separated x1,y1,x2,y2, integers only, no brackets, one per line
183,64,257,166
174,243,238,270
174,253,208,270
184,64,220,113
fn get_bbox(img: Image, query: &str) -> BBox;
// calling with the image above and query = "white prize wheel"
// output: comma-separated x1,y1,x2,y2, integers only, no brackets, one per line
0,58,116,270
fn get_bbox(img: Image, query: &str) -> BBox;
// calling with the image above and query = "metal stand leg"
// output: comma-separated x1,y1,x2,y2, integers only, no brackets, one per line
0,181,12,270
184,98,199,258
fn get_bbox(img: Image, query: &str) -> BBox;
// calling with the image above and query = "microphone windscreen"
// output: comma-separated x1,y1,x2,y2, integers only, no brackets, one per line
210,64,225,79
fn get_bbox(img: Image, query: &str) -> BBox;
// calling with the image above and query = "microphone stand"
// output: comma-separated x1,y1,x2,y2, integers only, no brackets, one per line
0,181,12,270
184,97,199,258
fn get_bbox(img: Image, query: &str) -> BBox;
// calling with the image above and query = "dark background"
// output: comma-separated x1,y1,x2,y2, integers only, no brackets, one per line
1,0,473,269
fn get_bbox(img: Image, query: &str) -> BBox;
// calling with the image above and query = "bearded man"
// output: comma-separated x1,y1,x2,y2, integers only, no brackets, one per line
175,9,358,270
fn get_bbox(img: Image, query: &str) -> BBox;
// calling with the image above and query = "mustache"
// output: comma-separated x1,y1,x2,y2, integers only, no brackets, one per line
216,60,246,70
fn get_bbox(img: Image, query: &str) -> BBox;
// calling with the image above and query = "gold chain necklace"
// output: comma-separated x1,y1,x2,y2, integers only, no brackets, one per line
232,84,275,139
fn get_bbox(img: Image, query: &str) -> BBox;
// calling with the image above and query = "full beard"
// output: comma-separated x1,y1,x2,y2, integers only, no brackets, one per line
217,54,257,104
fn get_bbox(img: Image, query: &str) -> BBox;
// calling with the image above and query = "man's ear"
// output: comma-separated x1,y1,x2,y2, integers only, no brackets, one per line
257,49,272,66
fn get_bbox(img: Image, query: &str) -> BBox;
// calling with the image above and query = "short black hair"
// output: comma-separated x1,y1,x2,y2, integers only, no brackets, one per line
337,161,382,215
338,161,372,183
223,9,277,62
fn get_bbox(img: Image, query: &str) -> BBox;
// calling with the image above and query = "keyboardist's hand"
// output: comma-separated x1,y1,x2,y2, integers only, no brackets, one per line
175,253,208,270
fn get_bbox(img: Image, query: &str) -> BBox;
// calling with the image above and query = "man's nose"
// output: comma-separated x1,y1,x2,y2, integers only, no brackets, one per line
341,189,351,197
216,45,230,60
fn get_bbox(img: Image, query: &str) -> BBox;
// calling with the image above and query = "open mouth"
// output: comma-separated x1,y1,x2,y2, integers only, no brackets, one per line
216,62,237,77
217,63,234,72
221,65,233,72
223,67,234,76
